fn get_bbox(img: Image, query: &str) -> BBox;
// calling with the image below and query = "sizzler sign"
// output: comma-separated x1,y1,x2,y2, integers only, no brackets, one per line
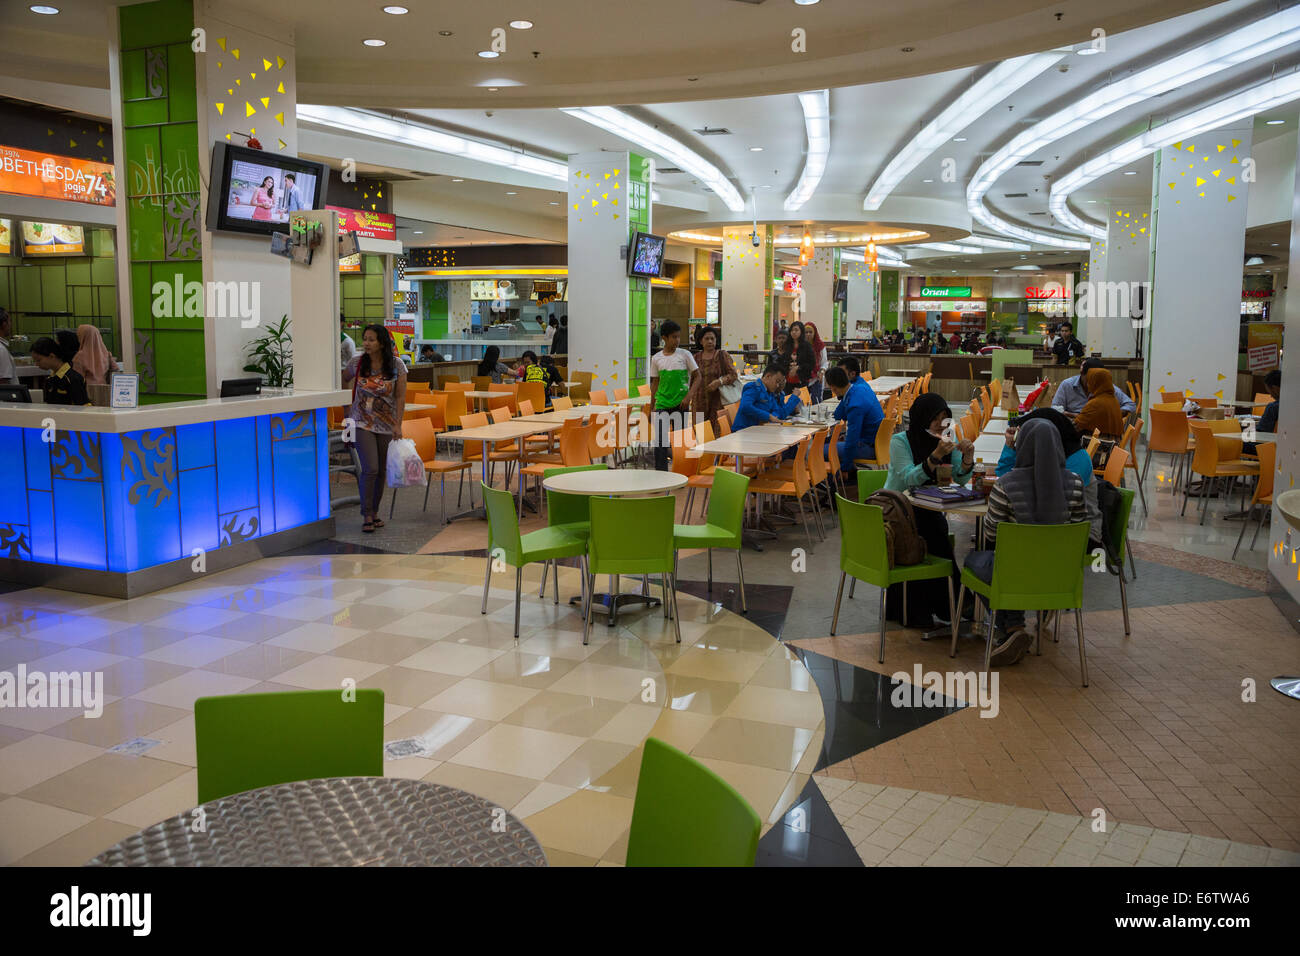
1025,286,1067,298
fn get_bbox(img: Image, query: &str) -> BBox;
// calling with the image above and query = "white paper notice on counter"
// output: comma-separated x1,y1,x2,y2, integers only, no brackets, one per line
111,372,139,409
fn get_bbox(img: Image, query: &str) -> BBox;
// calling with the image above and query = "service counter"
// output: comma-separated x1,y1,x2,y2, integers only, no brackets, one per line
0,389,349,597
417,336,552,363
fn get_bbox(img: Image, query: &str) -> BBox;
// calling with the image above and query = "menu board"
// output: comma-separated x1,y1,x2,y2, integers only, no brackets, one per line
0,218,10,256
339,253,361,274
471,279,516,300
21,221,86,256
325,206,397,240
0,146,115,206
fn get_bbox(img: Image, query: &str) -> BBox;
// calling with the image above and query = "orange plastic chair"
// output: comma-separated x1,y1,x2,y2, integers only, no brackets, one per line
1101,445,1129,486
1121,419,1146,514
1252,392,1272,416
589,389,609,405
749,439,819,548
517,381,546,417
438,389,468,431
519,421,590,517
443,380,472,393
856,415,895,469
613,388,629,401
1158,389,1184,405
489,382,520,414
638,383,651,397
1234,441,1275,558
1182,421,1259,525
551,396,573,411
472,375,492,391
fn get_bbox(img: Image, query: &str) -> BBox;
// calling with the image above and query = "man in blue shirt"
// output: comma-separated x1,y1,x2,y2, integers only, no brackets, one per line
1052,357,1136,416
733,364,801,430
826,366,884,471
279,173,309,215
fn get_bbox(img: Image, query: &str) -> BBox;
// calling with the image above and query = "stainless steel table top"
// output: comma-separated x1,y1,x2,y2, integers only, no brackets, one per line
86,777,548,867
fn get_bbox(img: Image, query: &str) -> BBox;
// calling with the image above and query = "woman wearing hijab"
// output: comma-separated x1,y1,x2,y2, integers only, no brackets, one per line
781,320,817,395
882,392,976,629
1072,367,1125,440
72,324,119,386
996,407,1103,545
803,321,828,403
965,418,1089,665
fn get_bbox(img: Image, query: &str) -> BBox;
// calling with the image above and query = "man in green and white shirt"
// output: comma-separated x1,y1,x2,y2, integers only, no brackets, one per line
649,319,699,471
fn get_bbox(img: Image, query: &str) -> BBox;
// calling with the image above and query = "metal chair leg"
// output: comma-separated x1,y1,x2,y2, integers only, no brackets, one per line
1134,467,1148,515
982,607,996,674
1126,538,1136,580
951,584,965,658
798,497,812,550
831,572,845,635
539,560,548,598
554,558,562,605
849,577,856,599
669,575,683,643
389,488,397,519
707,548,713,592
513,566,523,639
1118,571,1130,636
1074,606,1089,687
1250,506,1267,551
481,551,492,614
423,477,432,512
735,549,747,613
1141,446,1152,483
947,576,957,651
1233,505,1251,559
582,559,595,646
877,586,888,664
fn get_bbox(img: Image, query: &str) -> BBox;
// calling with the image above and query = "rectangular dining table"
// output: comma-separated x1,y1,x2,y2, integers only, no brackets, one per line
447,420,563,522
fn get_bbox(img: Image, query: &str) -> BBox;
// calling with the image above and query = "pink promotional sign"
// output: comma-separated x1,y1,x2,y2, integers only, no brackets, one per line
325,205,396,240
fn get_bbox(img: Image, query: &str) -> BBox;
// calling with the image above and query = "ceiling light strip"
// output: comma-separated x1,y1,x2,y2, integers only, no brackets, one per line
967,6,1300,247
561,106,746,211
297,105,568,181
1050,70,1300,238
784,90,830,212
862,52,1064,211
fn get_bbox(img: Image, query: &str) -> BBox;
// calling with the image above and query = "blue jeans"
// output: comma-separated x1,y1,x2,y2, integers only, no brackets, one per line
963,550,1025,631
830,440,872,471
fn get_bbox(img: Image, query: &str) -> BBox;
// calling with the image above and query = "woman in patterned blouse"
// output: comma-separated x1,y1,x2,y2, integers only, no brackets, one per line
343,324,407,533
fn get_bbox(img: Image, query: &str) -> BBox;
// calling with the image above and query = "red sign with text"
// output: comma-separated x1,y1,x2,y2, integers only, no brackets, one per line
326,205,396,240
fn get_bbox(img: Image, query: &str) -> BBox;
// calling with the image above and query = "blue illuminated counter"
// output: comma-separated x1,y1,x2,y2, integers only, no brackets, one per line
0,389,350,597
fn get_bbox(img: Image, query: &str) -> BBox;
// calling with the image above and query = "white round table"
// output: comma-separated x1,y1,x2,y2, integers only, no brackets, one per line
541,469,686,624
542,469,686,496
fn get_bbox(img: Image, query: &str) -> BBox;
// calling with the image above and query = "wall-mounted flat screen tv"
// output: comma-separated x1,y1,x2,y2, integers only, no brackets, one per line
627,231,666,278
206,142,327,236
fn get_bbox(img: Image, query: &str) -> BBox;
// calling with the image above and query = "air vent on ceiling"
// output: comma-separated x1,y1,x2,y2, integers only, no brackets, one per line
657,167,684,174
693,127,732,136
1015,160,1044,167
729,0,768,5
1029,211,1049,216
1003,192,1029,198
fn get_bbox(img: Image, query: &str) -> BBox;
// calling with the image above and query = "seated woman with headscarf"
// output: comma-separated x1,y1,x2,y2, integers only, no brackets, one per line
882,392,976,629
72,324,120,386
996,407,1103,545
964,418,1089,666
1072,367,1125,441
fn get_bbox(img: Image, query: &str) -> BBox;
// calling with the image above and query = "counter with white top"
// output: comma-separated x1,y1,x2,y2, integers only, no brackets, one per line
0,389,350,598
416,337,555,362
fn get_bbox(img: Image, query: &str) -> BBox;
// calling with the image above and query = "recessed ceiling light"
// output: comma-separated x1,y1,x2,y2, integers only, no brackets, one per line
454,236,465,239
1271,242,1279,246
1266,119,1286,125
412,230,423,234
509,19,533,29
1087,199,1097,203
29,4,58,13
549,201,559,205
451,178,464,182
363,38,386,46
506,191,517,195
922,178,934,183
439,30,453,36
749,146,763,152
1076,46,1100,56
795,0,821,5
477,50,499,58
383,5,408,13
488,87,499,92
1123,170,1137,175
952,137,967,142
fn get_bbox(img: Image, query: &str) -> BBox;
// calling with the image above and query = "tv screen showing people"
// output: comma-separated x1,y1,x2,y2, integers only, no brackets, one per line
225,159,317,225
628,232,666,278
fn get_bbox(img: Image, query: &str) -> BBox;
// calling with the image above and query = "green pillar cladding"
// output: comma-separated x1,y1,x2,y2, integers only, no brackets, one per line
880,270,900,331
421,279,449,339
119,0,206,402
628,151,650,387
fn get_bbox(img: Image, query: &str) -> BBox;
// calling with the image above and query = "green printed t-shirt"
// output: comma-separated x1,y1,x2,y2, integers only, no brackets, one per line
650,348,698,410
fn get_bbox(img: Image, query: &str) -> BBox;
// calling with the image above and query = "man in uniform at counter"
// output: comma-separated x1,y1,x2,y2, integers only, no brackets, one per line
30,336,91,405
1051,322,1085,365
0,308,16,385
1052,357,1136,417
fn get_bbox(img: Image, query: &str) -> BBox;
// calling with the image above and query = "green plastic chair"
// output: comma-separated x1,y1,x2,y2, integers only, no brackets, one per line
482,482,588,638
673,468,750,612
831,494,956,663
955,520,1091,685
586,494,679,645
536,464,607,603
857,468,888,501
625,737,761,867
194,689,384,804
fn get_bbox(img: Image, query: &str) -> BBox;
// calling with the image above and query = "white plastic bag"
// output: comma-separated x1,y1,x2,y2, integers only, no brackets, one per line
385,438,427,488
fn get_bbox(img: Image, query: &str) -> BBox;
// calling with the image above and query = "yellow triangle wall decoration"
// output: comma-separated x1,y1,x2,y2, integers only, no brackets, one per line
276,81,285,94
217,37,227,51
231,48,240,59
245,101,256,117
275,111,284,125
215,102,224,115
260,97,270,108
263,58,272,71
276,56,286,70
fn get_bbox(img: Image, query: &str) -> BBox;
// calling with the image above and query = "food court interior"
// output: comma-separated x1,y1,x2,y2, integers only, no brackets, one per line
0,0,1297,874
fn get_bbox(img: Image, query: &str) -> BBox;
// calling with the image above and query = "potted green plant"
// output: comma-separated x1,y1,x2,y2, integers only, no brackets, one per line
243,315,293,387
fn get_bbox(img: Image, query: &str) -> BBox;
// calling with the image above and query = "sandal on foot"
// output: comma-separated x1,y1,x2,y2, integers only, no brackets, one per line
362,519,375,533
372,518,385,528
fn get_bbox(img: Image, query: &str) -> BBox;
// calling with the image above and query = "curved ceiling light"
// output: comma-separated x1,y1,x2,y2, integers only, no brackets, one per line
967,5,1300,247
561,106,745,211
915,237,1033,254
785,90,830,211
1050,70,1300,238
298,105,568,180
862,52,1064,210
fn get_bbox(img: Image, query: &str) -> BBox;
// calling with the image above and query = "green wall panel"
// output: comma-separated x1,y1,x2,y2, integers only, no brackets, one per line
0,227,121,355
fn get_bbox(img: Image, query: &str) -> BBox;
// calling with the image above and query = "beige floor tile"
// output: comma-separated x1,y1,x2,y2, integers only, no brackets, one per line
14,816,144,866
423,679,540,722
105,768,198,828
24,646,125,674
330,631,439,665
0,734,104,794
420,762,541,811
271,655,386,690
0,700,91,733
591,702,662,746
362,666,461,708
382,708,494,761
142,715,196,767
138,634,249,668
44,698,188,749
500,691,626,737
326,604,414,631
0,797,92,866
644,708,717,754
546,740,636,790
98,658,190,699
81,623,191,658
663,673,744,715
203,644,317,682
721,684,825,729
691,717,818,773
265,622,368,653
397,641,508,677
746,654,821,693
512,628,605,662
18,753,191,816
666,647,768,685
146,605,246,635
130,669,258,709
538,846,598,867
449,723,586,780
510,781,577,819
691,756,795,821
382,755,442,780
521,788,635,859
380,610,477,641
467,651,579,690
357,586,449,612
547,661,659,703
